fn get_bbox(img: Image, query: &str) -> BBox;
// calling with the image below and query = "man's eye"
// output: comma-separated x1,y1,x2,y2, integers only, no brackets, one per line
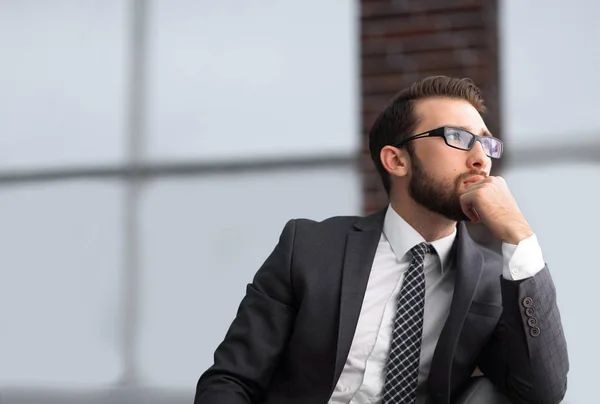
482,138,494,149
447,131,461,140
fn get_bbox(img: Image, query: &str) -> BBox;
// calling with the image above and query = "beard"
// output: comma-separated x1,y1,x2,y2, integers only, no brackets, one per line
408,154,478,222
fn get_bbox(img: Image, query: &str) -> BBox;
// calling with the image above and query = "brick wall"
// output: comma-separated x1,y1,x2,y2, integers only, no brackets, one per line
360,0,501,215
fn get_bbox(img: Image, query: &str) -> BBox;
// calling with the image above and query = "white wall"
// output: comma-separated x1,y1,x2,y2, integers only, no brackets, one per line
500,1,600,402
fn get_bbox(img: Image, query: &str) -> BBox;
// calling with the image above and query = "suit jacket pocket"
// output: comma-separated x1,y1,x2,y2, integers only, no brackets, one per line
468,301,503,318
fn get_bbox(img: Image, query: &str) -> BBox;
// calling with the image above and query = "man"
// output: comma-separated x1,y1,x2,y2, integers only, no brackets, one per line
194,76,569,404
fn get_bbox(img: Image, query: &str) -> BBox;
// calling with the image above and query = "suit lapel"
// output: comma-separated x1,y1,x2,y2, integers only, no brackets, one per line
427,222,484,402
330,208,386,392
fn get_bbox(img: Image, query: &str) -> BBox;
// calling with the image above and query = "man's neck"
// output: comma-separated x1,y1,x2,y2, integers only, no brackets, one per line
390,198,457,243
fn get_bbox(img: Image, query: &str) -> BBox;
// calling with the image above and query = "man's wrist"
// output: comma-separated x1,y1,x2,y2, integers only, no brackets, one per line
503,224,534,245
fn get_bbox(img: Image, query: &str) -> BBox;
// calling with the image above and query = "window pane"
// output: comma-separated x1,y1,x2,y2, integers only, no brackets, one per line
0,181,124,387
501,0,600,148
504,162,600,404
137,165,360,387
145,1,359,161
0,1,127,169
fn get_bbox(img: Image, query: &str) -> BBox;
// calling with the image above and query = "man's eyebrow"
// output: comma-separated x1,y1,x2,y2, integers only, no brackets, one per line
454,125,493,137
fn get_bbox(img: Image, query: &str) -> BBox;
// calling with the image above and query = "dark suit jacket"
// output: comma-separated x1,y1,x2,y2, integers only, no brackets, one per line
195,209,569,404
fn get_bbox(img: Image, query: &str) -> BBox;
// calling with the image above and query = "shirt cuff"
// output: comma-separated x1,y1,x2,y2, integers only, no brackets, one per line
502,234,546,281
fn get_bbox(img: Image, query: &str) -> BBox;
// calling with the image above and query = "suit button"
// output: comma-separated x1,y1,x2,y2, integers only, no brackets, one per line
523,297,533,308
525,307,535,317
527,317,538,327
530,326,541,337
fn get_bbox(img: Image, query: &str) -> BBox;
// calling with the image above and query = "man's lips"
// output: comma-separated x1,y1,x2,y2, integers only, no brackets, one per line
463,175,485,186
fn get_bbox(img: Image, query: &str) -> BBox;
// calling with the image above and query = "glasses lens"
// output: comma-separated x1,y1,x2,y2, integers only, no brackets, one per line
480,137,503,158
444,128,473,149
444,127,503,158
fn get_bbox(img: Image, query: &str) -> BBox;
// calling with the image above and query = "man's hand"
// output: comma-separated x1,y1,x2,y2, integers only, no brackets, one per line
459,176,533,245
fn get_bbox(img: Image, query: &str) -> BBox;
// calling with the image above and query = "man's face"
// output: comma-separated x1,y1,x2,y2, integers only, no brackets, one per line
404,97,493,221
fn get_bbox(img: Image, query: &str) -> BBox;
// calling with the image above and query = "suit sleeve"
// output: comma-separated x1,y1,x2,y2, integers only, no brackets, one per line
478,266,569,404
194,220,297,404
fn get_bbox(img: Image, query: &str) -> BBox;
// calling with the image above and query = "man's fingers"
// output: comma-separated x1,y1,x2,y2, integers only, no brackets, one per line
459,193,480,222
463,180,492,192
469,207,481,223
463,205,480,223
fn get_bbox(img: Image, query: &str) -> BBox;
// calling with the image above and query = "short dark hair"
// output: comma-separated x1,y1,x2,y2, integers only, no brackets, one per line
368,76,487,195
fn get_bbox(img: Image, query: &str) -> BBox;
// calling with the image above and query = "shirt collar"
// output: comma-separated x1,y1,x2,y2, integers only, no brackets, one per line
382,204,457,273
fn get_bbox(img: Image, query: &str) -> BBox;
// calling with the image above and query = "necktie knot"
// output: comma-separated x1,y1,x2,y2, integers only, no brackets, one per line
409,242,431,264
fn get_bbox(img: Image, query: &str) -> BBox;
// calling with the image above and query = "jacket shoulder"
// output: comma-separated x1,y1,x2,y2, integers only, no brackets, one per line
295,214,361,231
283,214,364,251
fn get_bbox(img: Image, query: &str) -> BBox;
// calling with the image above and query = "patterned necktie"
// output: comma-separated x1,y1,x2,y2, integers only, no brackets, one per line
382,242,431,404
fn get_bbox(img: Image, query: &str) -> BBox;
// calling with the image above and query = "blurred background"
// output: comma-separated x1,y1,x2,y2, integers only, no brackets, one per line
0,1,598,403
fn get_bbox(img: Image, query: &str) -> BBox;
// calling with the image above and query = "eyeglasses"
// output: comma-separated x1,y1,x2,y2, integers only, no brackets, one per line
392,126,504,159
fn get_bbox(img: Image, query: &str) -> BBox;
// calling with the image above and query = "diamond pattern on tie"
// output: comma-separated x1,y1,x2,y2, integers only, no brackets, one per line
382,242,431,404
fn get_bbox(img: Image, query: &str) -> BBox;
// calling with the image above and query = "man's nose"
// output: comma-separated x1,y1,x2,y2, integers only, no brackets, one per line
467,140,491,170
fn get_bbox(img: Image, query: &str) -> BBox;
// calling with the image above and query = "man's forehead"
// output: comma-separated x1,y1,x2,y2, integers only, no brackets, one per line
413,98,489,134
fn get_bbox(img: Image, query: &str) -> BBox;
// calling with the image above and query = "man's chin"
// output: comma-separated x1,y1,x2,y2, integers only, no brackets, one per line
445,213,470,222
437,206,469,222
423,206,468,222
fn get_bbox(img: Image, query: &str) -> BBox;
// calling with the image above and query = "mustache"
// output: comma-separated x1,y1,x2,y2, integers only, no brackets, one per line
456,171,488,184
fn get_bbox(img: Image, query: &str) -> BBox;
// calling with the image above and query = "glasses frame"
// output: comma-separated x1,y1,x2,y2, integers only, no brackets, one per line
391,126,504,159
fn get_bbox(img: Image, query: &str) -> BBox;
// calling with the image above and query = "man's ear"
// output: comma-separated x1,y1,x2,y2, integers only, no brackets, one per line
380,145,410,179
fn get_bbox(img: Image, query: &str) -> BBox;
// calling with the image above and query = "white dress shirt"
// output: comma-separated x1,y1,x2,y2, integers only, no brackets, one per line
328,205,545,404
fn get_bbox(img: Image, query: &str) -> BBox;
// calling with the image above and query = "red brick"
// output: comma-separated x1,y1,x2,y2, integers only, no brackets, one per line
362,29,487,57
362,48,487,76
362,0,483,19
362,68,489,96
362,11,485,39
